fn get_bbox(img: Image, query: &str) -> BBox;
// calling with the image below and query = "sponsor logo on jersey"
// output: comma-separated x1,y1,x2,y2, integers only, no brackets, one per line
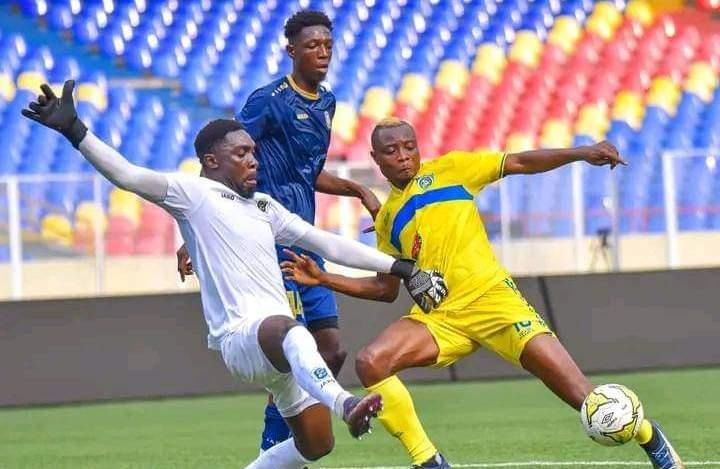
221,192,237,201
412,233,422,259
296,112,309,120
416,174,434,191
324,111,331,128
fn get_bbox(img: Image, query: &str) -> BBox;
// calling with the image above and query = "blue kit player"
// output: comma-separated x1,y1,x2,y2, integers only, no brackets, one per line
176,10,381,452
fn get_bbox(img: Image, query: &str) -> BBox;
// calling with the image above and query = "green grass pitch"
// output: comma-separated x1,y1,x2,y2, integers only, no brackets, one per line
2,368,719,468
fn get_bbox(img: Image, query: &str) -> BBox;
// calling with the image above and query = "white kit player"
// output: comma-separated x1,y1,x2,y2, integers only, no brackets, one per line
22,80,449,468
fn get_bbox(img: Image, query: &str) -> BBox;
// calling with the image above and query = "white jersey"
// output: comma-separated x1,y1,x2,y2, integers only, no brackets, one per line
160,173,310,350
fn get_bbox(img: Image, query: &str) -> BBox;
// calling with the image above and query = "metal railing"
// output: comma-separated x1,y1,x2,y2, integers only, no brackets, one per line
1,150,719,300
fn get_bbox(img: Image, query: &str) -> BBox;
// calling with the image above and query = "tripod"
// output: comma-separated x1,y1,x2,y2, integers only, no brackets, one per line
589,228,612,271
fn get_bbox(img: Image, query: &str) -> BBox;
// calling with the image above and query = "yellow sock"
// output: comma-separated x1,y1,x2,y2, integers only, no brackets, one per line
366,375,437,465
635,419,653,445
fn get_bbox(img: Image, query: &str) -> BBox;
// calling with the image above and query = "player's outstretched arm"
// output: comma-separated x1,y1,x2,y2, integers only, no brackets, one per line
316,170,381,219
503,140,627,176
21,80,168,202
281,249,401,302
287,225,447,312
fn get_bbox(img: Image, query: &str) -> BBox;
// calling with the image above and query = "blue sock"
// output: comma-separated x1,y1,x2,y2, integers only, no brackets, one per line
260,403,291,451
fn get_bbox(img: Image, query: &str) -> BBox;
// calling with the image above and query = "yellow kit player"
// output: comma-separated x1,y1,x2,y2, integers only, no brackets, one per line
281,118,684,469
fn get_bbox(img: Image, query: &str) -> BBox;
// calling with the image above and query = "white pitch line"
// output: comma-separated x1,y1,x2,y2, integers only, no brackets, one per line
320,461,720,469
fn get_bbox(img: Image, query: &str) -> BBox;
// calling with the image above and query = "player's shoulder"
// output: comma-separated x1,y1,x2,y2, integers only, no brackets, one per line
252,192,284,212
246,77,288,104
166,171,208,187
318,82,335,100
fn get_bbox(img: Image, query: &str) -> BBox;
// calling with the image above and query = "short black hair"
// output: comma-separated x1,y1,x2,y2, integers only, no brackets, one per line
194,119,245,159
371,118,413,149
284,10,332,42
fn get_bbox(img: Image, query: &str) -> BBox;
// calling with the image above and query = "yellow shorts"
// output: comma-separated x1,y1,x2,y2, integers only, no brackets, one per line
405,277,553,367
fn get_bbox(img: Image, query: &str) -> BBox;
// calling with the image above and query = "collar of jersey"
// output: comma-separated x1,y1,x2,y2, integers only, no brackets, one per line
286,74,319,100
201,176,254,201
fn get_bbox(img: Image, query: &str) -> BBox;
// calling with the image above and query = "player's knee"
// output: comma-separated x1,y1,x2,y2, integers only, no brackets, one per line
355,346,391,385
298,433,334,460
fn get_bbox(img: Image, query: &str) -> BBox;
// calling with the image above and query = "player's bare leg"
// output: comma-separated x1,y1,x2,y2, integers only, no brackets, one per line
356,318,449,468
246,403,333,468
312,326,347,376
519,333,592,410
257,315,381,440
520,333,684,469
260,325,346,451
356,318,438,384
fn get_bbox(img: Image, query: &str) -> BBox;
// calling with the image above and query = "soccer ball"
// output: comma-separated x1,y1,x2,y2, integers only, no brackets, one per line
580,384,644,446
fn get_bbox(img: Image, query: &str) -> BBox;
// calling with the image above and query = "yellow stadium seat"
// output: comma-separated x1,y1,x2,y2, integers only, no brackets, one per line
41,214,73,247
331,102,358,142
586,14,617,41
77,82,108,111
684,76,715,102
178,157,202,174
575,104,610,141
593,2,622,29
472,44,507,84
0,72,16,101
509,31,542,68
625,0,654,26
548,16,582,54
686,62,718,89
505,133,535,153
74,201,108,233
360,87,394,120
612,91,645,128
647,76,681,114
17,71,46,93
540,119,572,148
397,73,432,110
109,188,141,224
436,60,470,98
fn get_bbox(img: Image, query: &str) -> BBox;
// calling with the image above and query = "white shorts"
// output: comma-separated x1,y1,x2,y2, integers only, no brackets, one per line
219,315,318,418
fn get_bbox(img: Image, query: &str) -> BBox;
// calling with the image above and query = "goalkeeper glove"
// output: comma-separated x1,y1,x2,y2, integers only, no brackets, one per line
21,79,88,148
390,259,449,313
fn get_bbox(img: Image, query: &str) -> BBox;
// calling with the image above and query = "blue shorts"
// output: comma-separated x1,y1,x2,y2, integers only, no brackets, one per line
277,246,339,332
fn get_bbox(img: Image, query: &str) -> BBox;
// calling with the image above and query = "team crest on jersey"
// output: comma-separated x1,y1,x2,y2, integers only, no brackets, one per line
256,199,269,212
411,233,422,259
416,174,434,191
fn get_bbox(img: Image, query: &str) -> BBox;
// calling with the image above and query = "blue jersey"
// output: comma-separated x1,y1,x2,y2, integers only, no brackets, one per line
237,75,336,224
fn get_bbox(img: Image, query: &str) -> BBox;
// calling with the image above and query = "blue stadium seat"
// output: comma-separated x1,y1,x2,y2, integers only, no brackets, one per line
48,6,74,30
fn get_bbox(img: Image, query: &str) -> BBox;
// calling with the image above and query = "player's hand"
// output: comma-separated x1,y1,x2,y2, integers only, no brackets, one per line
359,187,381,233
280,249,323,286
21,79,88,148
583,140,627,169
390,259,449,313
176,244,193,282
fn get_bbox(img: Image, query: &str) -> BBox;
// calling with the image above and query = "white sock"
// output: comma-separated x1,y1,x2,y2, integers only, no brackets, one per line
245,438,310,469
282,326,353,419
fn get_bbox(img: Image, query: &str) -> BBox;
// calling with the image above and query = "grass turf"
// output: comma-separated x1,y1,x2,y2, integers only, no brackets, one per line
1,368,718,468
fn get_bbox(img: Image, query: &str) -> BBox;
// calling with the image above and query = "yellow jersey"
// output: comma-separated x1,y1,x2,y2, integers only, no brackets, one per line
375,150,509,312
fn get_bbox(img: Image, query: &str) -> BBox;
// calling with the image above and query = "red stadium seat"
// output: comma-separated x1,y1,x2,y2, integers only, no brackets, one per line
327,135,348,160
391,103,423,126
106,215,136,256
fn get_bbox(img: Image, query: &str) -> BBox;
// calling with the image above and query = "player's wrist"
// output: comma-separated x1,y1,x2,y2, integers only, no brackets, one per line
64,117,88,149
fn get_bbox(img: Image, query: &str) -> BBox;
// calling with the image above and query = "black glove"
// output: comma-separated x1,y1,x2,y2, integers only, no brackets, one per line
390,259,449,313
21,79,87,148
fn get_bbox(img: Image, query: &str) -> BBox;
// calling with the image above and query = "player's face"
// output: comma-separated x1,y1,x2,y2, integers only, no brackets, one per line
289,25,333,83
214,130,258,197
371,125,421,188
